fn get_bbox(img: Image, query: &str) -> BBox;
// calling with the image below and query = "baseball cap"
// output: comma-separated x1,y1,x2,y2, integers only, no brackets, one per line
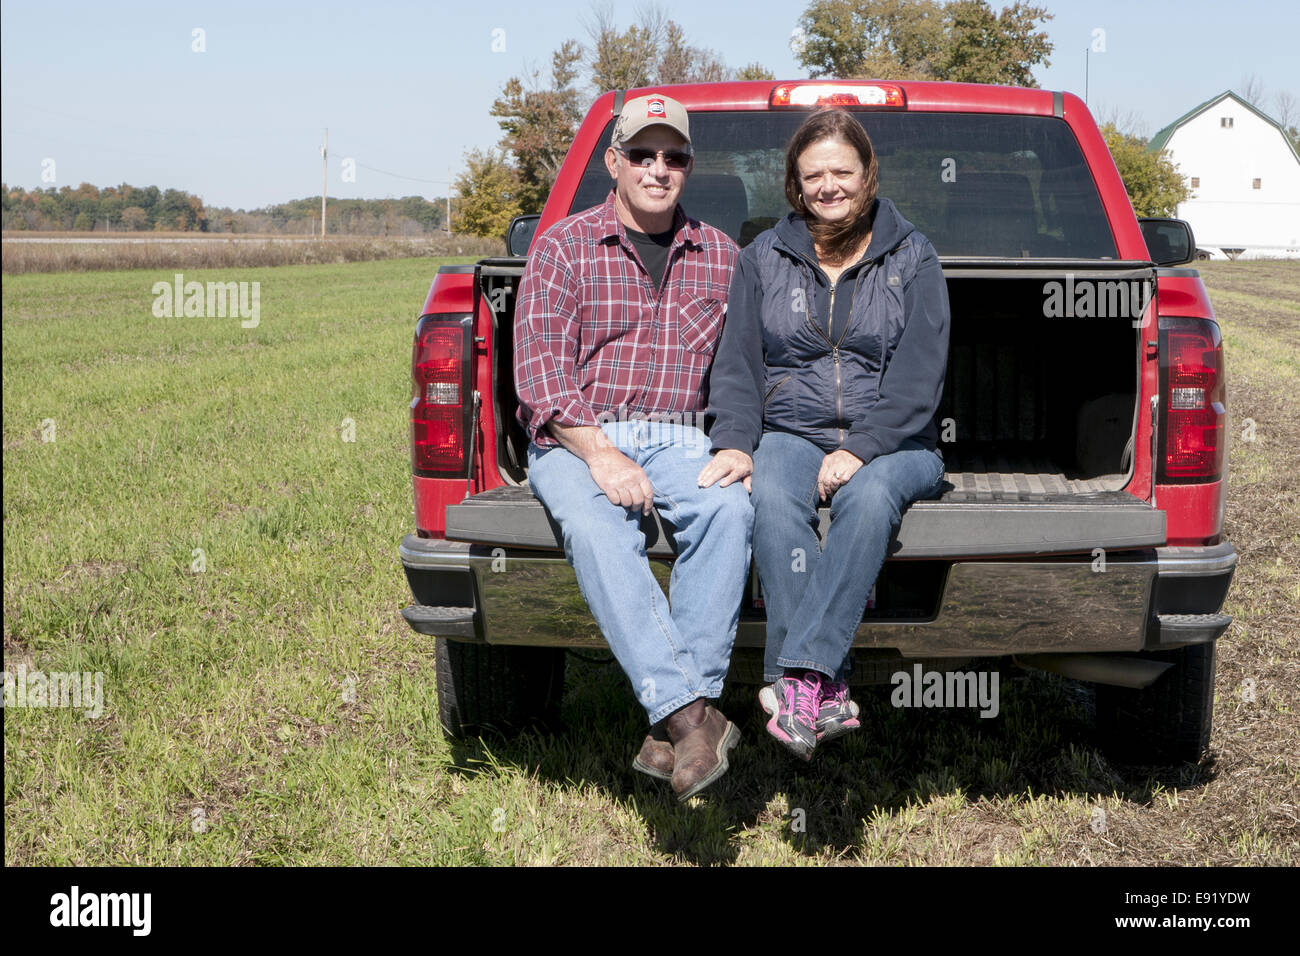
610,94,691,147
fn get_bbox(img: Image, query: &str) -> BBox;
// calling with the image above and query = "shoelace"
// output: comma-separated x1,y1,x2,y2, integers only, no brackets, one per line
822,680,848,708
793,672,822,726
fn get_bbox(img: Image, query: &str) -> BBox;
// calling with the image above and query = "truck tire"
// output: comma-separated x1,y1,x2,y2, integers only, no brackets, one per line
1095,642,1216,764
434,638,565,739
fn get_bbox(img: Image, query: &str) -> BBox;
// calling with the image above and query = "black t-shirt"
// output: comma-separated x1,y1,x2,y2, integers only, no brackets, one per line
624,226,675,291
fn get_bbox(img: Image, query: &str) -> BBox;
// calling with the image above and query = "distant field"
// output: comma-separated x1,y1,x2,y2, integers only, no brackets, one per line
2,257,1296,866
6,230,329,240
1,232,500,274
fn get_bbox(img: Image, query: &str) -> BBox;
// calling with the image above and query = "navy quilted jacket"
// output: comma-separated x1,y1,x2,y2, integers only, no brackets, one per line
707,197,950,465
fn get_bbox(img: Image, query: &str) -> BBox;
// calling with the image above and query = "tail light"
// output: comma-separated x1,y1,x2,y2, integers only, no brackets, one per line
1158,316,1225,482
411,314,471,476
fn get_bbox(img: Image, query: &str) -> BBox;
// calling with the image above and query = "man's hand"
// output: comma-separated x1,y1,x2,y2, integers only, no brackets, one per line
817,449,864,501
546,422,656,515
697,449,753,492
587,448,656,515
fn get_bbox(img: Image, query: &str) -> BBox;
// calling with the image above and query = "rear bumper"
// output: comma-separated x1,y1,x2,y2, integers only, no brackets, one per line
399,535,1236,657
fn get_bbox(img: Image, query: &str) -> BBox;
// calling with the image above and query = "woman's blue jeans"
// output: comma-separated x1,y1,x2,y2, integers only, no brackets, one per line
751,431,945,682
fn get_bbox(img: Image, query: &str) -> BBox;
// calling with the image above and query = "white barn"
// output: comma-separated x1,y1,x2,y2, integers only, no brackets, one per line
1149,90,1300,259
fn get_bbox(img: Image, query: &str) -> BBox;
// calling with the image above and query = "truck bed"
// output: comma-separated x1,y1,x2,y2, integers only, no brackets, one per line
483,264,1148,496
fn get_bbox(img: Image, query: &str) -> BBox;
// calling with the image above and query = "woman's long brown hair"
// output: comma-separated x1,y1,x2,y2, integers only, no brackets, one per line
784,109,880,264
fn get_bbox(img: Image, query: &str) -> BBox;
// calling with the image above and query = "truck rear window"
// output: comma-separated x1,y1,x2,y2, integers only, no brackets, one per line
570,111,1117,259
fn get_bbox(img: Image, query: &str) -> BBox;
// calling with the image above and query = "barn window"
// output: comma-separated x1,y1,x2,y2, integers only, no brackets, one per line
1253,178,1262,189
1221,116,1234,128
1191,177,1200,188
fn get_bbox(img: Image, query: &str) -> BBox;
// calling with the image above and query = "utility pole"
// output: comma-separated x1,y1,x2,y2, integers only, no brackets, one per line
320,129,328,237
446,167,452,234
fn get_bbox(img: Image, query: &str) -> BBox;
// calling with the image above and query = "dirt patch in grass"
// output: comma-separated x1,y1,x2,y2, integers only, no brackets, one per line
45,560,131,594
1199,261,1300,344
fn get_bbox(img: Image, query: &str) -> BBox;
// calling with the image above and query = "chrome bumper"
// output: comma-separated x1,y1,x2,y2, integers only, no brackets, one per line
400,536,1236,657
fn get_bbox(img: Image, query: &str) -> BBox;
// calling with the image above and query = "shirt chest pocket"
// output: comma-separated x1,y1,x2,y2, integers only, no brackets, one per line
879,272,907,351
678,296,725,355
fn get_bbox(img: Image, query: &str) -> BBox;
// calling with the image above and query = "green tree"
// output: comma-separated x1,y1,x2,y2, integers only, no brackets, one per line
796,0,943,79
736,62,777,81
587,4,660,91
99,193,123,227
159,188,199,231
1105,124,1191,217
491,40,585,213
37,193,59,228
796,0,1051,85
656,20,693,85
455,149,523,239
136,186,161,220
937,0,1051,86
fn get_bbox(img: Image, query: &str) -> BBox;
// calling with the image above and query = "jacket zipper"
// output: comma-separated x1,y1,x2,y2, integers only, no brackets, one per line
801,272,848,444
824,280,852,442
800,250,872,444
830,283,843,441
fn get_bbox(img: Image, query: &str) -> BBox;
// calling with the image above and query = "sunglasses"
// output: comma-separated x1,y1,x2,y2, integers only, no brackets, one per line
616,146,693,170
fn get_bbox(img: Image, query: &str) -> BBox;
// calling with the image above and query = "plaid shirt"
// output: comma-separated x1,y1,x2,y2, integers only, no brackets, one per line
515,191,739,447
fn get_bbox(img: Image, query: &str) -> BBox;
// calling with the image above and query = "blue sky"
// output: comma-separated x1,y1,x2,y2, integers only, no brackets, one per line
2,0,1297,209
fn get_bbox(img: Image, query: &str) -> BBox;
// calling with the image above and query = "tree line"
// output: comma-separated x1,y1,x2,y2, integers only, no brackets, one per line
4,183,208,233
3,183,455,235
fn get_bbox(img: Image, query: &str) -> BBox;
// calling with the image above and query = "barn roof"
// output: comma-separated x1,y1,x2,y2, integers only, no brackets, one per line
1149,90,1300,165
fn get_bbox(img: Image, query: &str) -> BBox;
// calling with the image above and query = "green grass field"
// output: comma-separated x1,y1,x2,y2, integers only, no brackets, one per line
3,258,1297,865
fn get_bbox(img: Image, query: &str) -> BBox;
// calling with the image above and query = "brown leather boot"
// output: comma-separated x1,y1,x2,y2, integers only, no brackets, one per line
663,698,740,801
632,722,674,781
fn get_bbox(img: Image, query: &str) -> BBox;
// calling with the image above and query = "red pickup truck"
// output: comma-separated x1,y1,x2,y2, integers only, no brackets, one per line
400,80,1235,764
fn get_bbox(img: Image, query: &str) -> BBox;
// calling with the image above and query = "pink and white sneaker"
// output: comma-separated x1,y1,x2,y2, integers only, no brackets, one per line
816,679,861,743
759,671,822,761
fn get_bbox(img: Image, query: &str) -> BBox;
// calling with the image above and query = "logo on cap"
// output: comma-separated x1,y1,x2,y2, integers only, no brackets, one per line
647,98,666,117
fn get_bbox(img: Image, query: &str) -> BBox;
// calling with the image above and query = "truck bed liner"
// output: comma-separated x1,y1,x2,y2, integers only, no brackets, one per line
942,452,1125,496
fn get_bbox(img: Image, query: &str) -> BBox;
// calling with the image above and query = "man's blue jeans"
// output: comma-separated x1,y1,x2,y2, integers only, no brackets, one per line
527,421,754,725
751,432,945,682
